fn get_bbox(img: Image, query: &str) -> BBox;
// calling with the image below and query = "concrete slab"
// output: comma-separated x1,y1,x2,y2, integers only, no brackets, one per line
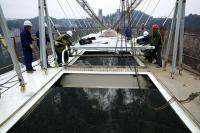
140,56,200,126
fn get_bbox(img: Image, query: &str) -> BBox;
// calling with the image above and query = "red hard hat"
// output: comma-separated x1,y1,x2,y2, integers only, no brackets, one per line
152,24,159,30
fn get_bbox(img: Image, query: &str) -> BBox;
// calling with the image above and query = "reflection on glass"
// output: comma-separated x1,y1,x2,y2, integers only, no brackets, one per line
10,87,190,133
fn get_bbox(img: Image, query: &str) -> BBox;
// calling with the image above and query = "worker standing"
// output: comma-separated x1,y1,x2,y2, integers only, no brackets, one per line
20,20,35,72
55,30,73,65
151,24,163,68
125,26,132,41
35,23,50,67
138,22,146,36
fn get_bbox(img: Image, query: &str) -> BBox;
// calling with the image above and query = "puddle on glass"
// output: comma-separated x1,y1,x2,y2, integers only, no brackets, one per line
10,87,190,133
73,51,139,66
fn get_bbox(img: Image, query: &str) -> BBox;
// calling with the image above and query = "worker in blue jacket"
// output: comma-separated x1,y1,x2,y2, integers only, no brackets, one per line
125,26,132,40
20,20,35,72
35,23,50,48
35,23,50,67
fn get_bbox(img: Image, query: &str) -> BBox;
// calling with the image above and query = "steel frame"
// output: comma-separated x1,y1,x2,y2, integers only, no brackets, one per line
0,68,199,132
163,0,186,78
0,5,25,88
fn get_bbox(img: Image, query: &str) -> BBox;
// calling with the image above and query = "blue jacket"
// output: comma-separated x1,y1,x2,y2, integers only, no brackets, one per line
35,31,50,48
125,27,132,38
20,29,33,50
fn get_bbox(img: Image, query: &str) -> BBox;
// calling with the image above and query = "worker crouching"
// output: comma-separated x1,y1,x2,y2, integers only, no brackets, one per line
55,30,73,65
20,20,35,72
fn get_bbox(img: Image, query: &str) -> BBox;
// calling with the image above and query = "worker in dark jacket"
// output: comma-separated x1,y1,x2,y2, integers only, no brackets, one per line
55,30,72,64
35,23,50,67
125,26,132,40
35,23,50,48
151,24,163,68
20,20,35,72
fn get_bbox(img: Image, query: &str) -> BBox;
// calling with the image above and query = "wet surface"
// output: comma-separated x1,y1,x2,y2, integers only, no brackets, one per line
73,51,139,66
10,87,190,133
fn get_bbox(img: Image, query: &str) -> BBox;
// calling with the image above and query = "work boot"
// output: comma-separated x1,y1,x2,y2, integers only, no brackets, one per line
30,68,36,71
26,69,34,73
156,65,162,68
69,53,73,57
47,64,51,68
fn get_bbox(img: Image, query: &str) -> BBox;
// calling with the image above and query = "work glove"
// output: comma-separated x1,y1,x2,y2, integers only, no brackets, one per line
30,44,35,49
0,34,8,48
55,41,59,46
32,35,37,41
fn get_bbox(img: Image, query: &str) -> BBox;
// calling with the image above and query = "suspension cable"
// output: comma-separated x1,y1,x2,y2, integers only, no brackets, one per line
71,0,95,33
132,0,147,26
56,0,72,27
162,6,175,26
64,0,83,28
145,0,161,26
136,0,153,27
70,0,88,28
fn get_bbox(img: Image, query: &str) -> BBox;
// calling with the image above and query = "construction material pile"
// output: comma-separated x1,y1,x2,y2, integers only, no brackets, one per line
100,29,118,37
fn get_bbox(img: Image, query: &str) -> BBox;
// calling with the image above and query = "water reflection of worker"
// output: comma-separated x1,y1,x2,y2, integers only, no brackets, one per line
151,24,163,68
20,20,35,72
35,23,50,67
55,30,72,64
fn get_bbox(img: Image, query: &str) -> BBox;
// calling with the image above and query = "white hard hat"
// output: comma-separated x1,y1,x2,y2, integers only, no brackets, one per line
66,30,73,37
24,20,32,27
143,31,149,37
44,23,47,27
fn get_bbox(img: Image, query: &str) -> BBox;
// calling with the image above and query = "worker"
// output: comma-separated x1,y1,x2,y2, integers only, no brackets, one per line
138,22,145,36
20,20,35,72
55,30,73,65
125,26,132,40
35,23,50,48
151,24,163,68
143,31,150,44
35,23,50,67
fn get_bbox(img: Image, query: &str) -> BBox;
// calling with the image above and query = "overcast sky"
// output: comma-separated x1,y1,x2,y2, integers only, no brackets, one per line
1,0,200,19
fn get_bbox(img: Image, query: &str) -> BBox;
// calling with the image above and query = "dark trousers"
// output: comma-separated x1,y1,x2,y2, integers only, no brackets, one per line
56,51,62,64
23,48,33,70
153,46,162,66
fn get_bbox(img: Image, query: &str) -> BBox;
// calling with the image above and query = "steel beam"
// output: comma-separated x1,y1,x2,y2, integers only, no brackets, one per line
171,0,183,75
163,1,178,70
0,5,25,87
38,0,47,70
178,0,186,72
44,0,57,64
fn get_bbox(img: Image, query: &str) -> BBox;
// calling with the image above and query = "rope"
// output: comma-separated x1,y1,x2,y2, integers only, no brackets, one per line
147,90,200,111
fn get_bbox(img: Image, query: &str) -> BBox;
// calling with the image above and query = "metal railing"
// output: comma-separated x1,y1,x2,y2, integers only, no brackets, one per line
0,27,101,95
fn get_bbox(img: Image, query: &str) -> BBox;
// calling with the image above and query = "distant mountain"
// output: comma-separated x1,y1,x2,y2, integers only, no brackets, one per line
1,11,200,34
0,17,95,35
104,10,200,33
